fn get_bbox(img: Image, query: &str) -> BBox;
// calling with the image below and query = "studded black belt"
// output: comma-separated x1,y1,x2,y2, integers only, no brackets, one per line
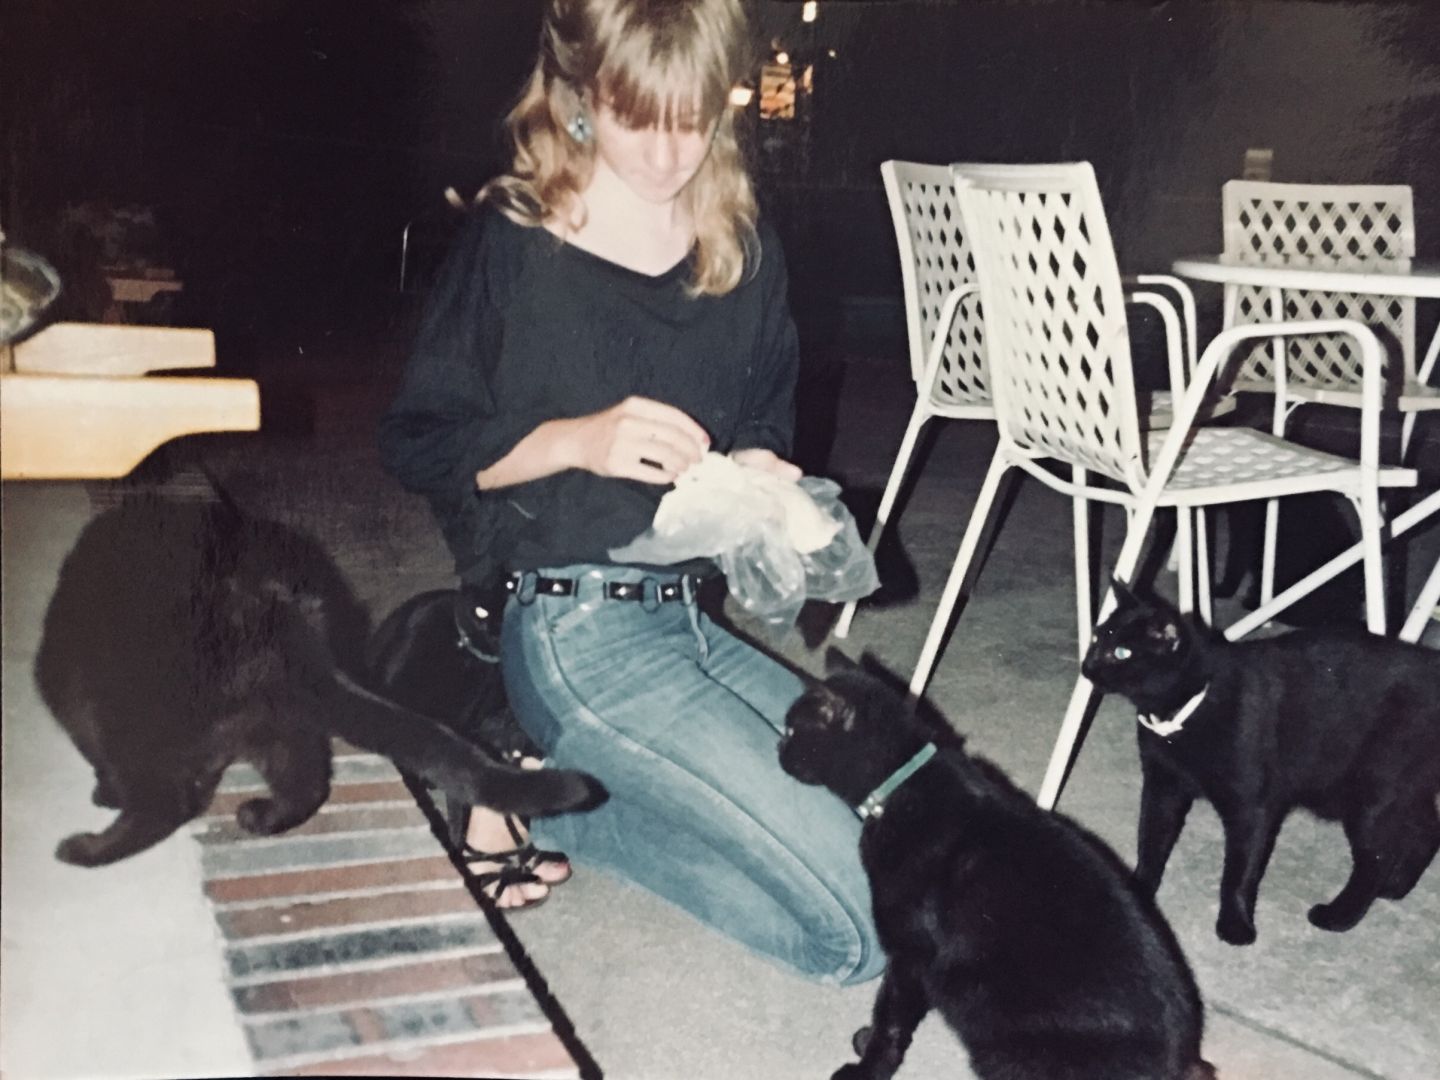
506,570,702,608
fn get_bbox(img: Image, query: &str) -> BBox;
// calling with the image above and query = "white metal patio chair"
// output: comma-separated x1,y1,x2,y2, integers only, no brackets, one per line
931,162,1416,808
833,161,994,640
1221,180,1439,609
835,160,1202,653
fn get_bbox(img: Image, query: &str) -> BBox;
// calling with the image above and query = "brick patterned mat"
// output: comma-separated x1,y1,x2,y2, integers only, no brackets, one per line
191,746,591,1078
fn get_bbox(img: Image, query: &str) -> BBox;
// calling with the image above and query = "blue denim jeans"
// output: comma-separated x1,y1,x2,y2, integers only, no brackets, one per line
500,564,883,985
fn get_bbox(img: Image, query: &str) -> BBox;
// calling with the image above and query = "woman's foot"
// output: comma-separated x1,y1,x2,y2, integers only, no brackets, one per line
461,760,573,910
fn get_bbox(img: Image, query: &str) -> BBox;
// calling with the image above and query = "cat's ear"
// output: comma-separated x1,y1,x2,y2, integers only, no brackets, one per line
806,682,855,730
824,647,860,674
1111,575,1141,608
1153,619,1184,652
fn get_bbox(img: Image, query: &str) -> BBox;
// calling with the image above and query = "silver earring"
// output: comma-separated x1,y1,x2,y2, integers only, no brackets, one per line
566,111,593,144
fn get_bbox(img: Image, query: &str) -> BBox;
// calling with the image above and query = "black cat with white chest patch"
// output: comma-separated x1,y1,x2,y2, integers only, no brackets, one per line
780,654,1212,1080
1083,582,1440,945
35,488,605,868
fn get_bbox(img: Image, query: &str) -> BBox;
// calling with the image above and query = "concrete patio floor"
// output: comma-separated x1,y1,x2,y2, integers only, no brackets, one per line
2,340,1436,1079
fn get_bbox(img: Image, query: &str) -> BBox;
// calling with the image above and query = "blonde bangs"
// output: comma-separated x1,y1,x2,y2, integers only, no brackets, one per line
592,13,732,132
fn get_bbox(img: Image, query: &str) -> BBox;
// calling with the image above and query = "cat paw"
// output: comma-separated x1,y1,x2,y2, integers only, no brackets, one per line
831,1064,870,1080
1216,909,1257,946
55,832,110,867
91,780,122,809
236,797,292,835
1307,901,1363,933
851,1025,873,1057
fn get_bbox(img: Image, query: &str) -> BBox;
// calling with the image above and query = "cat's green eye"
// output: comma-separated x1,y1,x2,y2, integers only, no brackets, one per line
1113,645,1132,660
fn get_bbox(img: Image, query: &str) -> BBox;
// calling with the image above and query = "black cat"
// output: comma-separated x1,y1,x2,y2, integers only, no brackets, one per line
364,581,556,852
364,581,534,765
780,655,1213,1080
1082,582,1440,945
34,489,605,868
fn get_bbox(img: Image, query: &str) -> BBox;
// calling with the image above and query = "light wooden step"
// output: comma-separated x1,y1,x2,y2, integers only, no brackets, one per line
9,321,217,375
1,321,259,480
1,373,260,479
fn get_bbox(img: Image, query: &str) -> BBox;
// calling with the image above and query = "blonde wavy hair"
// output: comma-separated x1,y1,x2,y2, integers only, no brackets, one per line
483,0,758,296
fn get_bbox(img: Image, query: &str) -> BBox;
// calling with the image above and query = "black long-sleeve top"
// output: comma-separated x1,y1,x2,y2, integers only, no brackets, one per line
377,204,799,585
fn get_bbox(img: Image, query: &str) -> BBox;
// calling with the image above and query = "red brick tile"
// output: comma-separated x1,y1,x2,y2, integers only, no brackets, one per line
233,954,518,1014
270,1031,578,1077
205,856,456,903
199,804,427,845
345,1007,389,1046
206,780,415,819
462,991,545,1031
219,887,477,939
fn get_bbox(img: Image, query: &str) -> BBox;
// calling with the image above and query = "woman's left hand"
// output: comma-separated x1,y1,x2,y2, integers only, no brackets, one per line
730,448,802,482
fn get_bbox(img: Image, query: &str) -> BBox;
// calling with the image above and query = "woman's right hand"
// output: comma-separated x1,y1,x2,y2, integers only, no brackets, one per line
563,396,710,484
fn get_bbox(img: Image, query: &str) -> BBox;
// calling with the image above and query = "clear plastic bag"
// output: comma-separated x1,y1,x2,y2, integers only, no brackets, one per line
609,456,880,629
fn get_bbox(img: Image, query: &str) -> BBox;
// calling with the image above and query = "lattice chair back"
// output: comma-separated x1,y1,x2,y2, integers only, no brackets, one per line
951,162,1146,490
1223,180,1416,391
881,160,991,409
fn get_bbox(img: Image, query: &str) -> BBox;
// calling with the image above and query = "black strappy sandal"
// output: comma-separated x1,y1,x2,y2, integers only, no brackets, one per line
459,840,549,909
443,797,572,909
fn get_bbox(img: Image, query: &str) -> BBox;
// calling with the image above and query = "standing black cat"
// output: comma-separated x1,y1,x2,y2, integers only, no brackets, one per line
34,489,605,868
1083,582,1440,945
780,655,1213,1080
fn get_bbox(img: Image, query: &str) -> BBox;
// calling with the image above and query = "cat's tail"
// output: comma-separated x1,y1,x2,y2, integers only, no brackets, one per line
322,671,607,818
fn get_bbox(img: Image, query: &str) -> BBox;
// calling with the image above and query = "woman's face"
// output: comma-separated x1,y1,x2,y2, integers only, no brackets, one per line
589,100,715,206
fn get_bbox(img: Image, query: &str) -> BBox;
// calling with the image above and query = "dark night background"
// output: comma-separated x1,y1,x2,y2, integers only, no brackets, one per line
4,0,1439,372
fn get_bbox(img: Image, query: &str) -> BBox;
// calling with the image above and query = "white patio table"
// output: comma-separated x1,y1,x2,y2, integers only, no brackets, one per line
1172,255,1440,642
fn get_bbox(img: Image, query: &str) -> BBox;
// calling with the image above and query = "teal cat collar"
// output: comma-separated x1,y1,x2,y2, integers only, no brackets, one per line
857,744,937,820
1138,684,1209,739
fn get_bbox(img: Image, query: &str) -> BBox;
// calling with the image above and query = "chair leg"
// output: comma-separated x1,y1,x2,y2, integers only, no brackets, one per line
909,451,1010,699
1260,496,1280,607
1038,671,1100,812
834,404,931,639
1353,491,1387,635
1175,506,1195,615
1071,466,1091,661
1400,554,1440,644
1037,498,1160,810
1400,410,1418,463
1259,289,1288,609
1196,508,1214,625
1400,324,1440,462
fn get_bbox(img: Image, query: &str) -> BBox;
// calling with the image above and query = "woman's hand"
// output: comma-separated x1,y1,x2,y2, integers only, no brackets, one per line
563,396,711,484
730,447,802,482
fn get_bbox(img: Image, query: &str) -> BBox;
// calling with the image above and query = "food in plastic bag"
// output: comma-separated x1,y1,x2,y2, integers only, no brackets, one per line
609,453,880,628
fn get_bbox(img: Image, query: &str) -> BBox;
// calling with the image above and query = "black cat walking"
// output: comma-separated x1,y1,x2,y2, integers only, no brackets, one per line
1084,583,1440,945
35,490,605,868
780,658,1213,1080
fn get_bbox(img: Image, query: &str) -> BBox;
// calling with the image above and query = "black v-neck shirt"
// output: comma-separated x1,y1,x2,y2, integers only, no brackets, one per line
377,205,799,584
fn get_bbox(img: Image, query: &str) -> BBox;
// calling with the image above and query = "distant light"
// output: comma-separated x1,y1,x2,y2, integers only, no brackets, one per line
802,1,818,22
775,50,789,65
827,48,837,59
729,85,754,107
